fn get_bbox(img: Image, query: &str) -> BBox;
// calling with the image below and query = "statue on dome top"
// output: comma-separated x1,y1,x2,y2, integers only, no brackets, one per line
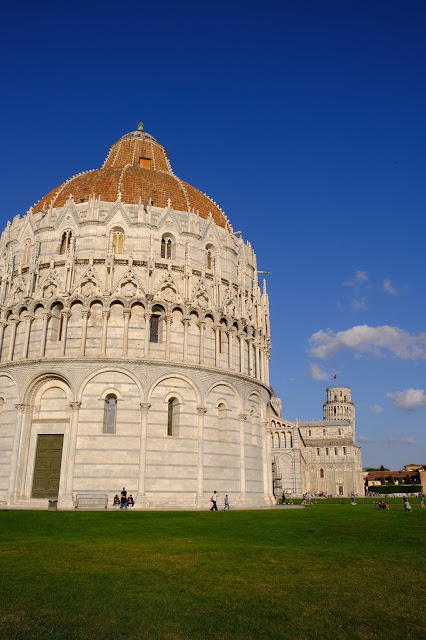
137,120,144,131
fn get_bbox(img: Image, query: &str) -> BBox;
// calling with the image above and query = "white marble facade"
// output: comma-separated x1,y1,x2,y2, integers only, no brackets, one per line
0,126,362,509
0,126,276,509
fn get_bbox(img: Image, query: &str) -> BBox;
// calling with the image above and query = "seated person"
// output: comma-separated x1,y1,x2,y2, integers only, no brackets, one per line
113,494,120,506
127,495,135,509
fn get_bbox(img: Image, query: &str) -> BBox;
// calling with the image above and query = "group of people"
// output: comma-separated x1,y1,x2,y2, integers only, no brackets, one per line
113,487,134,509
210,491,230,511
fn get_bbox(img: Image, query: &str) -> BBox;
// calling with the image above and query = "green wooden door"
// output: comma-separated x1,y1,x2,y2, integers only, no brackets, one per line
32,435,64,499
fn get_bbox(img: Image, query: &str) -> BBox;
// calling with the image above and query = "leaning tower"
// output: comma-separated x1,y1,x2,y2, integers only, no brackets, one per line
323,387,355,422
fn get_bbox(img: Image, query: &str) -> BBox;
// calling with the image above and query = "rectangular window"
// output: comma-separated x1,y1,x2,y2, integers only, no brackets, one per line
317,447,320,456
138,157,152,169
325,448,329,455
150,316,159,343
334,447,338,455
343,447,346,455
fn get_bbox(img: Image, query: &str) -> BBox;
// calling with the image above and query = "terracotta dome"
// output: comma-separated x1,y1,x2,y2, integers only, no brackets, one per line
33,126,230,229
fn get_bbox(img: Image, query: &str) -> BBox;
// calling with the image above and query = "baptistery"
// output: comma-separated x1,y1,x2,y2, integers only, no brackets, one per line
0,123,275,509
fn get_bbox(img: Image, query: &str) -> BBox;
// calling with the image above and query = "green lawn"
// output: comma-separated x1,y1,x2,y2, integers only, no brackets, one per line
0,505,425,640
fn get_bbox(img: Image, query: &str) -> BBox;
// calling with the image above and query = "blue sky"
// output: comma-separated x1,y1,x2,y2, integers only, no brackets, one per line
1,1,425,469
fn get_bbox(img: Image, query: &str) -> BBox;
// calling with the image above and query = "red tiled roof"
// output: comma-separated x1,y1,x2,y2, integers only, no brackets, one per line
33,129,229,229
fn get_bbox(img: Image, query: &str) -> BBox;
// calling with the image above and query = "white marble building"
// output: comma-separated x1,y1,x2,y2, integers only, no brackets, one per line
271,387,364,497
0,123,276,509
0,123,363,509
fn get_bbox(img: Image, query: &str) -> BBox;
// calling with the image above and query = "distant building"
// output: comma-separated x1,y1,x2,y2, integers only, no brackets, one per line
270,387,364,497
365,464,425,493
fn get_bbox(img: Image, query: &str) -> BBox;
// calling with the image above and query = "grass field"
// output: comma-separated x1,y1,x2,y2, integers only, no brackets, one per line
0,504,425,640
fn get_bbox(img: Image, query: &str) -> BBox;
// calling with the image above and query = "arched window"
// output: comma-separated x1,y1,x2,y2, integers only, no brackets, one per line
112,229,124,254
287,431,292,447
338,428,342,436
0,397,5,423
317,447,320,456
308,429,312,437
59,230,73,255
168,397,178,436
334,447,338,455
150,307,164,343
206,244,214,270
22,240,31,265
281,432,285,448
104,395,117,434
161,236,172,259
319,468,324,478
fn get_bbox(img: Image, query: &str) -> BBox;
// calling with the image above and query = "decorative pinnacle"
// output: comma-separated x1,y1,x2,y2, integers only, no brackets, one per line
137,120,144,132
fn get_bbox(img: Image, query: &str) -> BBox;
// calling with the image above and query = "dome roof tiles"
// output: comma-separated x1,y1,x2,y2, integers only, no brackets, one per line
33,128,229,229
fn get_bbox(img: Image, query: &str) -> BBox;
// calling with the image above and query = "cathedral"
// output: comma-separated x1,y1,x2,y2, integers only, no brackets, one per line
0,123,363,509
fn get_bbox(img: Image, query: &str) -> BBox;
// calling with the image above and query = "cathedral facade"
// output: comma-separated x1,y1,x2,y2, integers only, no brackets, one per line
0,124,362,509
270,387,364,498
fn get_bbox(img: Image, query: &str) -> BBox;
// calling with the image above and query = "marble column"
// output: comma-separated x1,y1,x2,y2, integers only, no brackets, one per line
137,403,151,502
213,325,220,367
238,332,244,374
164,314,172,359
7,317,18,361
247,338,253,376
144,313,151,358
197,406,207,500
15,405,34,498
101,309,109,355
0,321,7,361
182,317,189,362
61,401,81,508
255,342,260,380
262,421,273,503
59,309,71,357
39,311,51,358
80,309,90,356
21,314,35,359
6,404,28,503
122,309,131,356
198,320,205,365
227,329,234,369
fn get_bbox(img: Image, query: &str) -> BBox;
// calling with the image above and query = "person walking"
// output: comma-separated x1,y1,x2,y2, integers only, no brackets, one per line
404,500,412,513
420,495,425,508
223,495,230,511
210,491,218,511
281,492,286,505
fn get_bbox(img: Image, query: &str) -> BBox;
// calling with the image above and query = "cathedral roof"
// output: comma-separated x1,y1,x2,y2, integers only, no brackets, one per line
33,125,229,229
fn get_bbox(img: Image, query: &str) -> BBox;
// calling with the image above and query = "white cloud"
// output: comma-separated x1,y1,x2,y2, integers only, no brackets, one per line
385,436,416,445
383,278,398,295
308,362,329,381
387,388,426,411
350,297,368,311
343,270,368,287
309,325,426,360
358,435,374,443
370,405,384,414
